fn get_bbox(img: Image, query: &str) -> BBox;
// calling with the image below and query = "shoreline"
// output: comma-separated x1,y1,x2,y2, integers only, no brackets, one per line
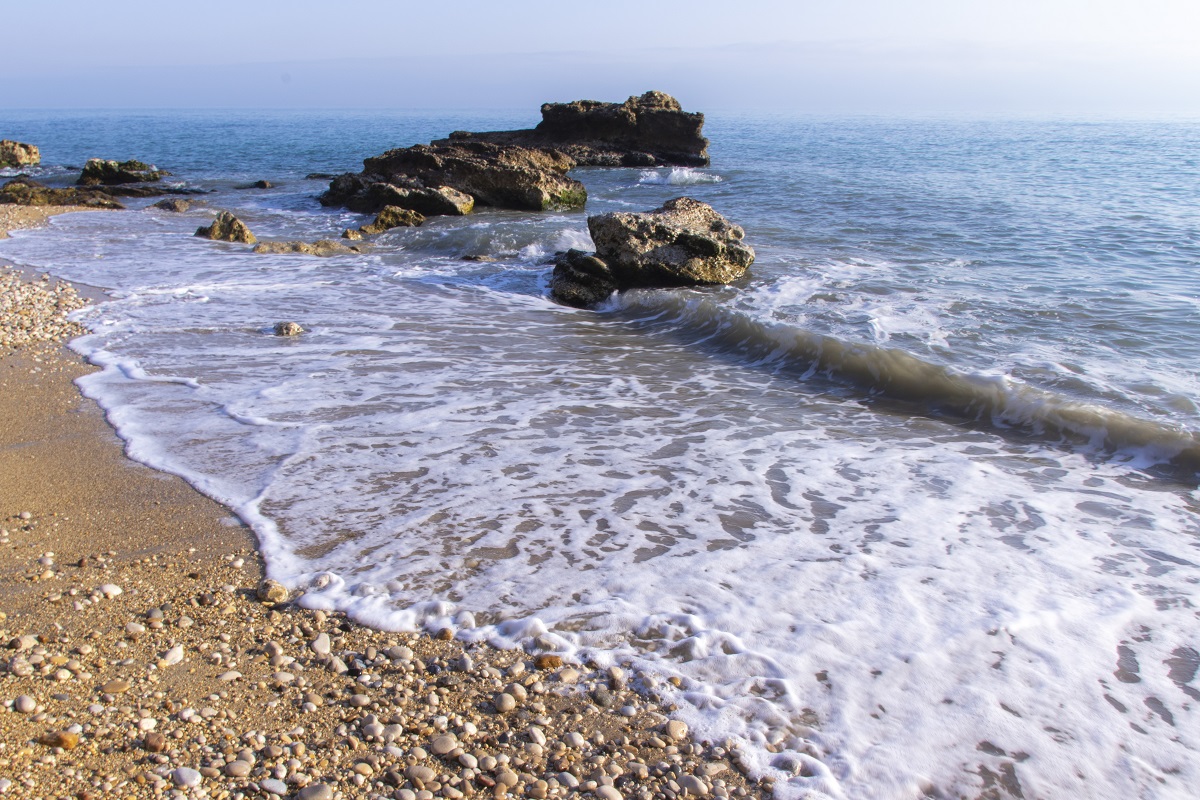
0,208,770,800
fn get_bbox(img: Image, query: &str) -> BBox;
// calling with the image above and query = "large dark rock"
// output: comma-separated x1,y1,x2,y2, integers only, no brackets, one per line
78,158,169,186
438,91,709,167
0,177,125,209
195,211,256,244
0,140,40,168
549,249,619,309
549,197,753,308
321,141,583,214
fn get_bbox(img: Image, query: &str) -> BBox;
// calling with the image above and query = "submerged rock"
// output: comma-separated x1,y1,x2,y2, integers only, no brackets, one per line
439,91,709,167
550,197,753,308
0,177,125,209
253,239,359,256
78,158,169,185
195,211,256,244
0,140,40,168
273,322,304,336
152,198,191,212
358,205,425,234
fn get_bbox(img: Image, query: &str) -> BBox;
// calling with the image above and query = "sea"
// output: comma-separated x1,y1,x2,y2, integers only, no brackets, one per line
2,109,1199,799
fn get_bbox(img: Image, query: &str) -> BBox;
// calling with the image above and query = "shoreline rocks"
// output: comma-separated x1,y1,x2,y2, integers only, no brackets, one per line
0,177,126,210
195,210,256,244
440,91,710,168
253,239,359,257
0,140,40,168
78,158,170,186
322,142,583,215
551,197,754,308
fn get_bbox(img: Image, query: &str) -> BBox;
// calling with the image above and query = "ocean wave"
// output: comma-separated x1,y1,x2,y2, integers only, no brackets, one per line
637,167,724,186
617,290,1200,475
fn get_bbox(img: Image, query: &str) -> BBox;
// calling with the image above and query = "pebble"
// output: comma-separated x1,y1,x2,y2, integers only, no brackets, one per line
218,670,243,681
494,692,517,712
161,644,184,666
171,767,202,788
0,777,10,794
349,693,371,707
679,775,710,796
225,760,253,777
11,634,37,651
310,632,331,656
13,695,36,714
297,785,334,800
101,678,131,694
534,654,562,670
144,731,167,752
596,786,624,800
558,667,581,684
38,731,79,749
256,578,288,603
431,733,458,754
97,583,122,597
260,777,288,795
666,719,689,741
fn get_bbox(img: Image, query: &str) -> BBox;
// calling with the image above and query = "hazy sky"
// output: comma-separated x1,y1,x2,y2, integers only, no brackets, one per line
5,0,1199,114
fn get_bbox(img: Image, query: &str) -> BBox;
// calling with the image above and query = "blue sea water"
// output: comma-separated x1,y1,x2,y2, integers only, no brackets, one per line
3,109,1200,799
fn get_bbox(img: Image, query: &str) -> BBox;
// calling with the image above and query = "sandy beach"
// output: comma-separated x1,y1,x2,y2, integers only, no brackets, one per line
0,207,767,800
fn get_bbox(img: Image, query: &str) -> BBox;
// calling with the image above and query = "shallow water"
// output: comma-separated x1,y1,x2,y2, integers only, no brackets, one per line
3,110,1199,799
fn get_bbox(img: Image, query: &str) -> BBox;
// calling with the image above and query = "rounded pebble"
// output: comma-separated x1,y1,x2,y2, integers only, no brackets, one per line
297,784,334,800
595,787,623,800
13,695,36,714
260,777,288,795
172,767,202,788
494,692,517,712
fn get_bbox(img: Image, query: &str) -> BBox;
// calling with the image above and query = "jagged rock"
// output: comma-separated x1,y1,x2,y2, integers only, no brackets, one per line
439,91,709,167
550,197,753,308
549,249,618,309
0,140,40,168
195,211,256,244
341,228,364,241
253,239,358,256
0,177,125,209
273,322,304,336
322,142,583,214
78,158,169,185
153,198,191,212
360,205,425,234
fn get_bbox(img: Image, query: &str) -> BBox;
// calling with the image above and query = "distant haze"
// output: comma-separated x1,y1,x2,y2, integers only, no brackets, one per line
4,0,1199,116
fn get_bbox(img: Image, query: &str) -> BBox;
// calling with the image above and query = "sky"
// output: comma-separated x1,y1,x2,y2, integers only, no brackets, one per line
4,0,1200,115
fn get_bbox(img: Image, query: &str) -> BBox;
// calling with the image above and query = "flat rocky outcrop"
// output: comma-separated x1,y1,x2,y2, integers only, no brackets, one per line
195,211,256,244
321,141,583,215
0,140,40,168
550,197,754,308
0,177,125,209
438,91,709,167
78,158,170,186
253,239,360,257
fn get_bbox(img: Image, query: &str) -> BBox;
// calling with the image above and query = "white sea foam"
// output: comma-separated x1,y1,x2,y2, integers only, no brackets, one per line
637,167,724,186
4,141,1200,800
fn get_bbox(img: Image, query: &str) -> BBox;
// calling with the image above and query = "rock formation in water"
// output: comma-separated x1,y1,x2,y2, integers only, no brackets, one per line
320,92,706,218
438,91,709,167
253,239,360,256
321,142,582,214
0,140,40,168
195,211,256,244
152,198,191,212
550,197,754,308
0,177,125,209
78,158,170,186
